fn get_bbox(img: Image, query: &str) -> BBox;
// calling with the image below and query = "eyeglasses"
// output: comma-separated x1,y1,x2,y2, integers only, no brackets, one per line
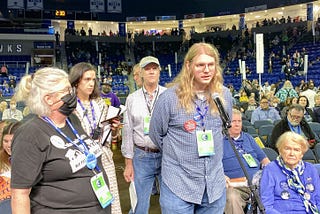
260,101,269,104
194,63,215,71
289,113,303,120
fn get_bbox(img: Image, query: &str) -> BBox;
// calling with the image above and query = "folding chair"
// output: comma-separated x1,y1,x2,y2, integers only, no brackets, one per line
308,122,320,137
257,124,274,145
303,148,318,164
262,147,278,161
253,120,273,130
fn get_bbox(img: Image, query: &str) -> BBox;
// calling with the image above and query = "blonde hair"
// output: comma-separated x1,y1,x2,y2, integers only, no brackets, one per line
0,101,7,112
133,63,142,88
276,131,309,155
15,67,69,116
167,42,224,113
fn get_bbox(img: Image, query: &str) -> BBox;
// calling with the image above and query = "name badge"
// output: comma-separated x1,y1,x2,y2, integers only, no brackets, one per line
90,172,114,208
242,153,258,167
143,116,151,135
196,130,214,157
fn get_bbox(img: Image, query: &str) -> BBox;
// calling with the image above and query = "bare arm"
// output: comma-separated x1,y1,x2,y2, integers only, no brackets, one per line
11,188,31,214
123,158,134,183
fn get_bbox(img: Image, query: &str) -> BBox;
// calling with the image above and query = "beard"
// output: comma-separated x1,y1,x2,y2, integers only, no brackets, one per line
289,120,300,126
102,88,111,93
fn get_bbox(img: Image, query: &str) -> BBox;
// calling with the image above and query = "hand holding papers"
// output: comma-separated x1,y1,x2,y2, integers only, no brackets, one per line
101,105,126,146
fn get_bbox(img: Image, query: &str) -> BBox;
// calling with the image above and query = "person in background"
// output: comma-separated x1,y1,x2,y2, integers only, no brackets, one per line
132,63,143,90
270,104,317,151
149,42,233,213
251,96,281,124
69,62,122,214
260,131,320,213
132,61,160,196
0,121,21,201
281,97,297,118
271,96,281,115
223,109,270,214
0,100,8,120
300,83,316,108
100,81,121,107
275,80,298,103
246,96,257,111
11,67,112,213
313,94,320,123
239,90,249,104
0,64,8,77
122,56,166,214
2,98,23,121
297,95,316,122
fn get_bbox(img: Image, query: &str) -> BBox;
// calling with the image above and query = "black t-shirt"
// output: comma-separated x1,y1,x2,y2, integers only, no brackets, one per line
11,115,111,214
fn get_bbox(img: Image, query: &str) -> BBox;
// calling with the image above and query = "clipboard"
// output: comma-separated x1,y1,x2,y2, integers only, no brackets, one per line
101,105,127,146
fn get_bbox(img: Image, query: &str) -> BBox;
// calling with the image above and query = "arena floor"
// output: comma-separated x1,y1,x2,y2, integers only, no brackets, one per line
113,144,161,214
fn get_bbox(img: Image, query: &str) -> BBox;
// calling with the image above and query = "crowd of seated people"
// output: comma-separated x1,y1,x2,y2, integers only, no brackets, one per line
232,79,320,121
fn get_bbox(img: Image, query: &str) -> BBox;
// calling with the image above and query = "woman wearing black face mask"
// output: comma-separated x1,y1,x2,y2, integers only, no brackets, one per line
10,67,112,214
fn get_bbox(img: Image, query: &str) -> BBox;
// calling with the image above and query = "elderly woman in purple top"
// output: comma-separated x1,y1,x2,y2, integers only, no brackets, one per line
260,131,320,214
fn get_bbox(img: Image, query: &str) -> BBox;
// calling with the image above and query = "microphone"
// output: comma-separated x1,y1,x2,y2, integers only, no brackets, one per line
213,94,231,129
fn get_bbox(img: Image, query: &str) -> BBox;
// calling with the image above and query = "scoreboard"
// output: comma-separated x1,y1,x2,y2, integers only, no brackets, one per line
42,10,75,19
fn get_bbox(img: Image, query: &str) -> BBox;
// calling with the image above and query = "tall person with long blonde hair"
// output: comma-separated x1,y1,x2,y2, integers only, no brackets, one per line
149,43,233,214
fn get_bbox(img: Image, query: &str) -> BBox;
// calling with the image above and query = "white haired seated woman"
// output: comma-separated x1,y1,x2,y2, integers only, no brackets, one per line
260,131,320,214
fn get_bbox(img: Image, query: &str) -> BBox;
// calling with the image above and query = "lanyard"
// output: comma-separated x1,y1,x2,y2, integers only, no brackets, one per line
288,122,301,134
195,102,209,131
42,116,101,172
232,136,246,155
142,87,160,115
77,98,97,137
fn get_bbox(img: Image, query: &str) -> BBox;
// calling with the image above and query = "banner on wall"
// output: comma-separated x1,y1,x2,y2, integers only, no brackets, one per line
27,0,43,10
90,0,105,13
307,3,313,21
67,20,74,29
118,22,126,37
7,0,24,9
178,20,183,30
107,0,122,13
239,14,246,30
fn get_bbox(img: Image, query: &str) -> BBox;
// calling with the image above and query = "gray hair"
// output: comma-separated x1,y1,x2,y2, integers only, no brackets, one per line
15,67,68,116
288,103,304,113
276,131,309,155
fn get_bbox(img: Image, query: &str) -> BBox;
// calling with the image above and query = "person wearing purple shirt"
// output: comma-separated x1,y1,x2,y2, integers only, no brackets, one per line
260,131,320,214
100,82,121,107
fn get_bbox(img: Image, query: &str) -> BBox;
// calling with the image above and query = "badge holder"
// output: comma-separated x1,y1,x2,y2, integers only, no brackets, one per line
214,98,266,214
90,172,114,208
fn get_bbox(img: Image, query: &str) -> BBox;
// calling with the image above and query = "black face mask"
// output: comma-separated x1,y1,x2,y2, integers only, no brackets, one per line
58,92,77,116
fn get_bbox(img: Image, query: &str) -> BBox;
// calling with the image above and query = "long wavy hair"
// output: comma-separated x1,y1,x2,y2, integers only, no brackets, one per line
0,120,21,174
167,42,224,114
